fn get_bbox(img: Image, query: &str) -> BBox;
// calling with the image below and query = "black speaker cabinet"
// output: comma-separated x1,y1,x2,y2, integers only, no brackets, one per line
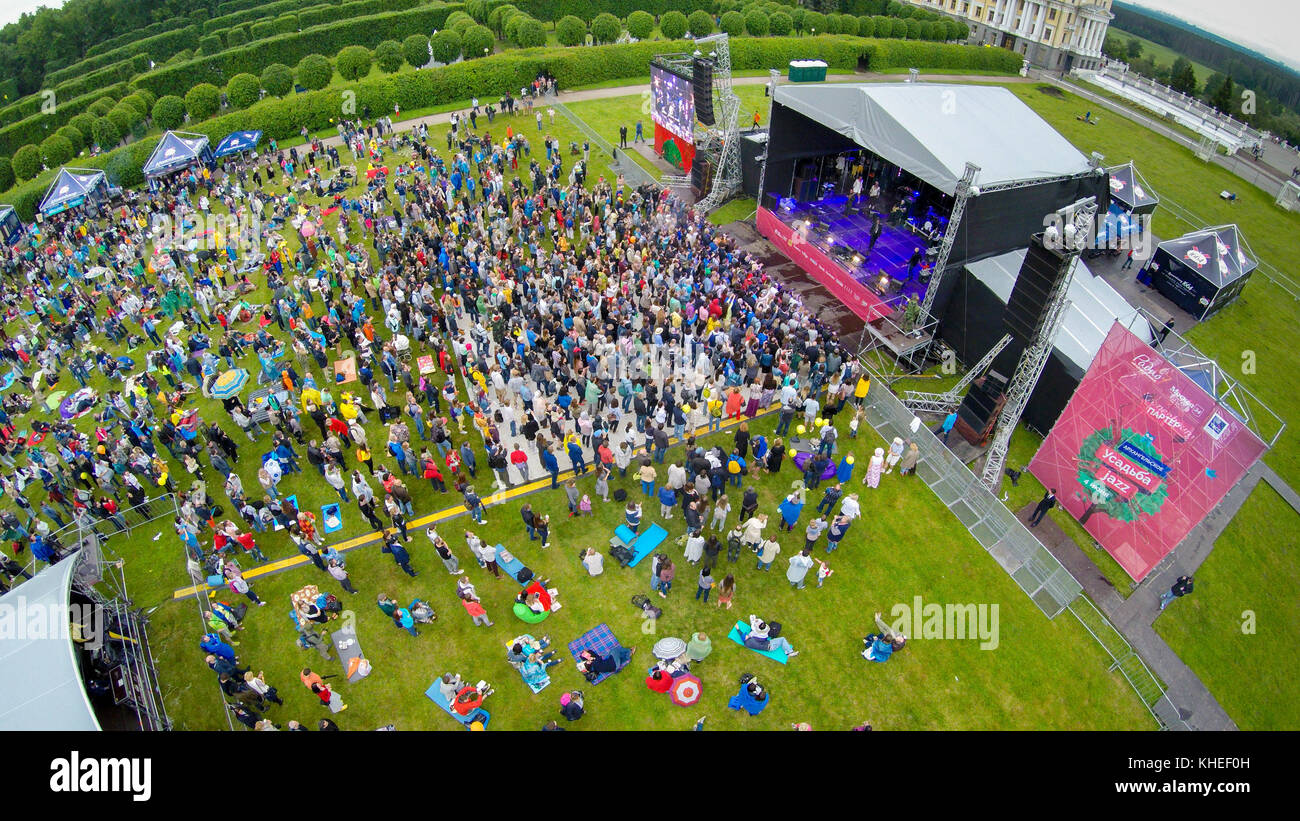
693,57,715,126
955,371,1007,446
691,156,712,198
1003,233,1070,342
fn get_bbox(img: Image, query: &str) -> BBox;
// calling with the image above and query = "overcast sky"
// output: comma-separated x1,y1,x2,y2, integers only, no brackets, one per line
0,0,1295,72
1121,0,1300,72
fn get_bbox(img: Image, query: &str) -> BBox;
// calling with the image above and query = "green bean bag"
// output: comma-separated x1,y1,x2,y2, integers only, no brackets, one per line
513,601,549,624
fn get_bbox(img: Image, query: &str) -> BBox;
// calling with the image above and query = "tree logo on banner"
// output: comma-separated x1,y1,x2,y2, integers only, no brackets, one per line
1075,426,1169,526
663,138,683,169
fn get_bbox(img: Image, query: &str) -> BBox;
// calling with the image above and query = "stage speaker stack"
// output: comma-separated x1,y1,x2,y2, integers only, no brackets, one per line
1002,233,1072,342
691,155,713,199
693,57,715,126
955,370,1008,446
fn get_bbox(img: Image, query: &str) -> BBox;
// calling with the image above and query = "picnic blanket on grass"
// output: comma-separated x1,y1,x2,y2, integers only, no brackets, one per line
625,523,668,567
727,620,789,664
331,625,369,683
424,682,491,728
567,623,624,685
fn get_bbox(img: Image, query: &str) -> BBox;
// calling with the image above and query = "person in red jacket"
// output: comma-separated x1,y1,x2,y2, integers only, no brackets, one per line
646,669,673,694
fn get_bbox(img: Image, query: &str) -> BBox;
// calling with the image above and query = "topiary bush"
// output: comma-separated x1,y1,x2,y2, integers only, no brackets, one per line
720,10,746,36
12,145,42,180
0,157,13,192
337,45,373,80
745,10,769,36
769,11,792,36
70,113,97,144
56,125,84,151
660,10,687,39
92,116,122,149
261,63,294,97
40,135,75,167
402,34,430,68
803,12,827,35
556,15,587,47
296,54,333,90
514,17,548,48
227,25,249,47
687,10,714,36
375,40,404,73
431,29,462,64
590,13,622,44
626,10,654,40
184,83,222,121
226,73,261,109
462,25,494,59
857,16,874,37
488,5,518,36
152,95,186,130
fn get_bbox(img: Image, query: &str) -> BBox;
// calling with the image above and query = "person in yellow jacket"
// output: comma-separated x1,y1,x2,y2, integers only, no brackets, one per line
853,374,871,406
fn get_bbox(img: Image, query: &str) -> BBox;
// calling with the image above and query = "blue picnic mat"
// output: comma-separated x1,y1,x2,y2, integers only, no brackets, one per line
727,620,788,664
627,523,668,567
321,503,343,534
495,544,526,584
424,681,491,728
567,623,623,685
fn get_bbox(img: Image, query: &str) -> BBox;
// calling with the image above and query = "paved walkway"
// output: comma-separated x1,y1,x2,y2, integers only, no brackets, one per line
314,70,1033,153
1025,460,1300,730
1034,70,1291,197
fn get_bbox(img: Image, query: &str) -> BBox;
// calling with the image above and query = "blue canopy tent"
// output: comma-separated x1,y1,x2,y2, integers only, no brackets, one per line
213,130,262,158
38,168,111,217
143,131,214,185
0,205,24,246
1095,204,1141,246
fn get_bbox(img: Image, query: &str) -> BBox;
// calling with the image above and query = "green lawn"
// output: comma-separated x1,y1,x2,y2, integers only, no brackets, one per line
1154,483,1300,729
1109,28,1216,87
9,91,1156,732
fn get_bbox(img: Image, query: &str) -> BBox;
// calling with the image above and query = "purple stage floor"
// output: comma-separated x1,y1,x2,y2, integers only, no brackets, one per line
774,199,938,310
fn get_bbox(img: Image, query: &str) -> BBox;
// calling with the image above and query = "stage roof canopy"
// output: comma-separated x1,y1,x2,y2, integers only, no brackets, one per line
0,556,100,731
966,248,1151,373
1105,161,1159,213
772,83,1094,195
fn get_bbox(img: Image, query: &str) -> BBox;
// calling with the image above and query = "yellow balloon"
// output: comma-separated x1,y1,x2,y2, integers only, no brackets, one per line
815,418,825,427
796,425,806,435
846,454,855,464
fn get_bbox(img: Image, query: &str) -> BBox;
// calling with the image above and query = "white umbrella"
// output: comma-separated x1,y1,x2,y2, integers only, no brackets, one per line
652,637,687,660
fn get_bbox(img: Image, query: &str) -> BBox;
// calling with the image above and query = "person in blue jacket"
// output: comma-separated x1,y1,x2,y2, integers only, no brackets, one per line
657,484,677,520
541,446,560,489
728,675,770,716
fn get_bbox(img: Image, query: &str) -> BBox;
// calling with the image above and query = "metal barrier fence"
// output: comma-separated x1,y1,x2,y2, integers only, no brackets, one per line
858,357,1173,727
550,101,659,189
22,492,179,580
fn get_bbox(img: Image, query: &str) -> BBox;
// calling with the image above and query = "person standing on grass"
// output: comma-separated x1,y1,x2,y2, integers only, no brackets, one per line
756,536,781,572
521,503,538,540
382,530,417,577
463,594,494,627
427,528,461,574
328,559,358,594
535,513,551,549
480,541,501,578
625,501,642,535
787,548,814,590
655,556,675,598
695,566,715,603
716,574,736,610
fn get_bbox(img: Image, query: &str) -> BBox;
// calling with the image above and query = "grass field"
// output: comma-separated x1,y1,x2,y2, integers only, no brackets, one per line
5,87,1158,731
1109,28,1216,87
1154,483,1300,729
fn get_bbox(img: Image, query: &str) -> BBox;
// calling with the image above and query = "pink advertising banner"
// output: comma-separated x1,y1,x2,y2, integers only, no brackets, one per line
756,206,892,322
1028,322,1267,581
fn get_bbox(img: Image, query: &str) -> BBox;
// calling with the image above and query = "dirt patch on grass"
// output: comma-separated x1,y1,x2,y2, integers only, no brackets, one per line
1036,84,1064,98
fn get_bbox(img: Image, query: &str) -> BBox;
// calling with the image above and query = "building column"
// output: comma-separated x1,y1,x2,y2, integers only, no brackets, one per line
1032,2,1048,40
1077,19,1092,52
1018,1,1035,36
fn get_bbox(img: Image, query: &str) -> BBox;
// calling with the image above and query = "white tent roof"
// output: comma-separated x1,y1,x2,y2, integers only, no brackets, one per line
773,83,1093,195
967,249,1152,373
0,554,100,731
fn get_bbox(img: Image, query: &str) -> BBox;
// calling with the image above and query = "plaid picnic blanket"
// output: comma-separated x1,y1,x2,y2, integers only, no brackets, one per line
568,623,623,685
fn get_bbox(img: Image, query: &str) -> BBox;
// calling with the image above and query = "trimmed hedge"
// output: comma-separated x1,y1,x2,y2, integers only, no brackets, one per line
262,64,295,98
660,11,688,39
152,96,187,131
375,40,406,73
431,30,462,64
337,46,374,81
404,35,432,68
0,157,13,193
556,15,588,47
0,35,1018,218
204,0,305,35
626,10,655,39
0,83,131,158
46,25,201,88
297,55,335,91
131,4,460,99
227,73,263,110
185,84,222,122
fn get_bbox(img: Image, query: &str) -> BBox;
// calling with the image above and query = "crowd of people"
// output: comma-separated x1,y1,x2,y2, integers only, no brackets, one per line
0,77,922,729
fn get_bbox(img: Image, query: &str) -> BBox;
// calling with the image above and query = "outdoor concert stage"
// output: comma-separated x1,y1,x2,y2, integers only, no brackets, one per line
758,196,938,323
757,82,1110,359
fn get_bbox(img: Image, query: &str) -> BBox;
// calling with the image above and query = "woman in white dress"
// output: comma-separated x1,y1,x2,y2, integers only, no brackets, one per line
864,448,885,489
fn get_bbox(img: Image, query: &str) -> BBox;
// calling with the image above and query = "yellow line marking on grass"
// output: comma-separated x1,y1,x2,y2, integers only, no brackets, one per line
171,406,780,600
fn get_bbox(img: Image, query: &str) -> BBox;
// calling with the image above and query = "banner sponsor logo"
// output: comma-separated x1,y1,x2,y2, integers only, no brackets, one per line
1117,440,1171,478
1095,444,1162,492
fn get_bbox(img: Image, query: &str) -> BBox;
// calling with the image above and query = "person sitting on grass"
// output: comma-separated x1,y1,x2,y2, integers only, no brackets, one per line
576,645,637,679
862,611,907,663
744,614,799,658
